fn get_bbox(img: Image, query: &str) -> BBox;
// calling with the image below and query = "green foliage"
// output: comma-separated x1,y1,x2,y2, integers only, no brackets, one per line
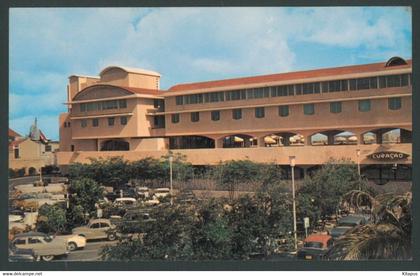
37,204,67,234
214,160,262,200
68,177,103,217
68,157,130,188
298,158,368,222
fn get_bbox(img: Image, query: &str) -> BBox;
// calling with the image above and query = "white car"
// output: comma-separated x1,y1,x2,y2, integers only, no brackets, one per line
113,197,137,207
153,188,170,199
59,234,87,251
136,187,150,199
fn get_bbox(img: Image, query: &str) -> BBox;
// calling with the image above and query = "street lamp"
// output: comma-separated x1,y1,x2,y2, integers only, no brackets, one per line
356,149,361,190
289,155,297,252
169,156,173,206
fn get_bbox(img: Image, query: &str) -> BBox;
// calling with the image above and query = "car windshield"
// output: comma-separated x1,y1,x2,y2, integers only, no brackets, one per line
304,242,324,248
338,222,358,227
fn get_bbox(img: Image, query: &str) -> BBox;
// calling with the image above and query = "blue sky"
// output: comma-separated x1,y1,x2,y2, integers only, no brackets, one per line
9,7,412,141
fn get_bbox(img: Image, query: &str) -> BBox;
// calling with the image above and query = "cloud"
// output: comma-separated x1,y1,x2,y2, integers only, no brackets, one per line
9,7,411,141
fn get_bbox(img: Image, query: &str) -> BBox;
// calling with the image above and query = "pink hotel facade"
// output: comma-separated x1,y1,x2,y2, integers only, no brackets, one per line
58,57,412,182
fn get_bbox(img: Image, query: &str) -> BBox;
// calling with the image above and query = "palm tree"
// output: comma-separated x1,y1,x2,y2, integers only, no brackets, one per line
327,191,412,260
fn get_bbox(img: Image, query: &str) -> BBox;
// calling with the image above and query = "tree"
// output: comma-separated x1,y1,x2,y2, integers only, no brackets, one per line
68,157,130,188
297,158,369,224
68,177,103,219
37,204,67,234
102,203,195,261
327,191,412,260
190,199,233,259
214,160,261,201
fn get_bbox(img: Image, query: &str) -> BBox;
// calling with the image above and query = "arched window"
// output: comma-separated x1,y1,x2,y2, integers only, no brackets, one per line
100,139,129,151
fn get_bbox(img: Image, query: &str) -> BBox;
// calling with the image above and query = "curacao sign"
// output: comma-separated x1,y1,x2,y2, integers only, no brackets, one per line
367,151,409,161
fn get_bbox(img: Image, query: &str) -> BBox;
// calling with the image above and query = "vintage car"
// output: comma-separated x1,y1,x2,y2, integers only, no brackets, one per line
297,234,333,260
9,243,37,262
153,188,170,199
12,232,68,261
136,187,150,199
330,214,367,239
72,219,117,241
113,197,137,207
60,234,87,251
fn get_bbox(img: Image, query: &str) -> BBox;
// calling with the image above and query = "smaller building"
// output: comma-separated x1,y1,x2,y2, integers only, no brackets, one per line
9,120,59,175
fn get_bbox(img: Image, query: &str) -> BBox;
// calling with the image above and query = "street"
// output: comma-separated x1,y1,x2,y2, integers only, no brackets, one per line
56,240,118,262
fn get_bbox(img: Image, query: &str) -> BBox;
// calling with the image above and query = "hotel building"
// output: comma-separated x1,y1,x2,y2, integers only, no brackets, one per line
58,57,412,184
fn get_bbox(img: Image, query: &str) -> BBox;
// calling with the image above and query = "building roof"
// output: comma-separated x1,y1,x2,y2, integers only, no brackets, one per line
9,128,21,138
100,66,161,77
167,58,412,92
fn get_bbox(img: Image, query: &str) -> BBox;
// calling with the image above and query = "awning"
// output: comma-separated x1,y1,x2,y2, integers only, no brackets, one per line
234,136,244,143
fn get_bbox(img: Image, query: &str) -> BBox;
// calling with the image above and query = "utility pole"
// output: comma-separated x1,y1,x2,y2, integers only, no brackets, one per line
289,156,297,253
169,155,173,206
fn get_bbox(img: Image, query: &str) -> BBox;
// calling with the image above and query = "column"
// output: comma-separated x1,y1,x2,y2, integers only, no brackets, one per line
257,136,266,147
215,138,224,148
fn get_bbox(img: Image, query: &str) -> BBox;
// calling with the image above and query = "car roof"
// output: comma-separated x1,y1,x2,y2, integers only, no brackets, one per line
155,188,169,191
115,197,136,201
90,219,111,223
304,234,332,245
14,232,48,238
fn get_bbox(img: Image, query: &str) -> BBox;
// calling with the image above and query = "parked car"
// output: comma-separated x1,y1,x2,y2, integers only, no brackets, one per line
297,234,333,260
113,197,137,207
9,243,37,262
12,232,68,261
72,219,117,241
136,187,150,199
153,188,170,199
60,234,87,251
330,214,368,239
110,211,156,230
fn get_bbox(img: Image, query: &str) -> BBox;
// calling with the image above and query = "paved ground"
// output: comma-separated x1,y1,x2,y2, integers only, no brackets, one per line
55,240,118,262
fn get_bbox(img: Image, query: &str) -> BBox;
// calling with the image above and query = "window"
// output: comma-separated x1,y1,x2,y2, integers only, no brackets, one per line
171,114,179,124
279,106,289,117
205,92,225,103
211,111,220,121
14,148,19,159
255,107,265,118
328,81,339,92
321,82,329,93
100,222,110,228
303,104,315,115
120,116,127,125
45,145,52,152
330,102,342,113
68,122,71,127
81,119,87,128
401,74,409,86
92,118,99,127
185,94,203,104
118,99,127,109
14,239,25,245
387,75,401,87
191,112,200,122
154,116,165,128
108,117,115,126
102,100,118,110
176,96,183,105
303,82,319,94
226,90,246,101
295,84,302,95
232,109,242,120
349,79,357,90
341,80,348,91
388,97,401,110
358,100,371,112
71,145,75,152
90,223,100,229
28,238,41,244
369,77,378,89
379,76,387,88
80,103,87,112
